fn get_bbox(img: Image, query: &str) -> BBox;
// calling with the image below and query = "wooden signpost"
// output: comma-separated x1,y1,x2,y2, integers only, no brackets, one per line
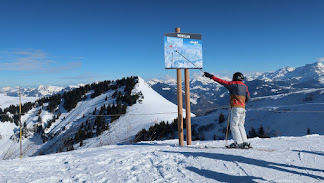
185,68,191,145
176,66,184,146
164,27,203,146
19,87,22,159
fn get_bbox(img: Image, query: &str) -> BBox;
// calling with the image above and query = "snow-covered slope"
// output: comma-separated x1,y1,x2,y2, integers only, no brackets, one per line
73,77,192,149
0,77,191,159
1,135,323,182
0,122,18,160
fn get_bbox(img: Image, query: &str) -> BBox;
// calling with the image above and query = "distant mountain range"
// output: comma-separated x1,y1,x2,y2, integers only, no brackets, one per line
249,62,324,83
145,61,324,141
148,62,324,115
0,84,85,98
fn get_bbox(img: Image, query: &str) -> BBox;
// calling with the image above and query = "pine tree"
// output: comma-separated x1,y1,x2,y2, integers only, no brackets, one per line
38,116,42,123
74,130,80,143
118,103,123,114
96,125,101,136
121,104,127,114
95,116,102,136
258,125,269,138
219,113,225,124
87,123,93,138
248,127,257,138
107,105,111,114
80,138,83,147
307,128,311,135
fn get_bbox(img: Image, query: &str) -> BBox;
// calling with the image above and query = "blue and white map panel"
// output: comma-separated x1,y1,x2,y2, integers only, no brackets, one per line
164,33,203,69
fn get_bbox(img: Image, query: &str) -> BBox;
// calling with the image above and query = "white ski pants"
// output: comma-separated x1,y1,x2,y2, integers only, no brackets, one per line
230,107,248,144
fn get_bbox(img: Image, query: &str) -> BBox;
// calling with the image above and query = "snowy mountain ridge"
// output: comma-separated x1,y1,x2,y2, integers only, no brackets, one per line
0,84,86,97
149,61,324,115
147,78,177,86
146,61,324,141
251,61,324,83
0,84,85,109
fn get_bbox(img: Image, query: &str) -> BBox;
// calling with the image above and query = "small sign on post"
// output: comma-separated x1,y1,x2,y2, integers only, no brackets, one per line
164,28,203,146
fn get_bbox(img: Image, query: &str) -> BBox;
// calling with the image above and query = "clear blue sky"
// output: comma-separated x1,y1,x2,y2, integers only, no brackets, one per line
0,0,323,87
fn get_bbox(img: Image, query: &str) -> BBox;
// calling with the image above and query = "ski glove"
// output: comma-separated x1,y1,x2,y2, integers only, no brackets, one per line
204,72,213,79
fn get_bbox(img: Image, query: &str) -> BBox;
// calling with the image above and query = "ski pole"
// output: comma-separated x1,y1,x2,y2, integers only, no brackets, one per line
225,105,231,146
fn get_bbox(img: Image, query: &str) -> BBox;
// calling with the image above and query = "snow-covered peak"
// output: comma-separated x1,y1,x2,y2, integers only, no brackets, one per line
246,72,264,81
147,78,177,86
165,78,177,85
256,66,295,81
286,66,296,72
272,66,295,79
190,75,216,85
313,61,324,74
37,85,65,96
254,61,324,82
63,76,193,148
287,62,324,81
147,79,163,86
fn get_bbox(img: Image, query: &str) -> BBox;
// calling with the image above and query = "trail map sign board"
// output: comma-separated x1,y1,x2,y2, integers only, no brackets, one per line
164,33,203,69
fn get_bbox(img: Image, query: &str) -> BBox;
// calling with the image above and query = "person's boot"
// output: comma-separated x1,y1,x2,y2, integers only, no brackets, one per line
226,142,238,148
241,142,251,149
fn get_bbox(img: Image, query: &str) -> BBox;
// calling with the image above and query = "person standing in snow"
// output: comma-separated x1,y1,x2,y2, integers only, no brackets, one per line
204,72,251,148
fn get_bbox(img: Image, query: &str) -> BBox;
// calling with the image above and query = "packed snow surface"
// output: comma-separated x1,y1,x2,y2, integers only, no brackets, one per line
1,135,323,183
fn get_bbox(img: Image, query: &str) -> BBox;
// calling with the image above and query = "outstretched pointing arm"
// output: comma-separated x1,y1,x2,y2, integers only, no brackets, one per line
204,72,231,88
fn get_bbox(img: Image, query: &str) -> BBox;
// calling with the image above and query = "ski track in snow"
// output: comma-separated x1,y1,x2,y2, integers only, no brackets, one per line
0,135,324,183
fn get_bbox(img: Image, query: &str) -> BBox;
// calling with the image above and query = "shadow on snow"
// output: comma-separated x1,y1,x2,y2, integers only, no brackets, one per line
163,151,324,182
186,166,264,183
293,149,324,156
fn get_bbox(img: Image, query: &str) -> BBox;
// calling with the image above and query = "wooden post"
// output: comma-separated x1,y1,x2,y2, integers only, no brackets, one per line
175,27,180,34
185,69,192,145
19,87,22,159
176,27,184,146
